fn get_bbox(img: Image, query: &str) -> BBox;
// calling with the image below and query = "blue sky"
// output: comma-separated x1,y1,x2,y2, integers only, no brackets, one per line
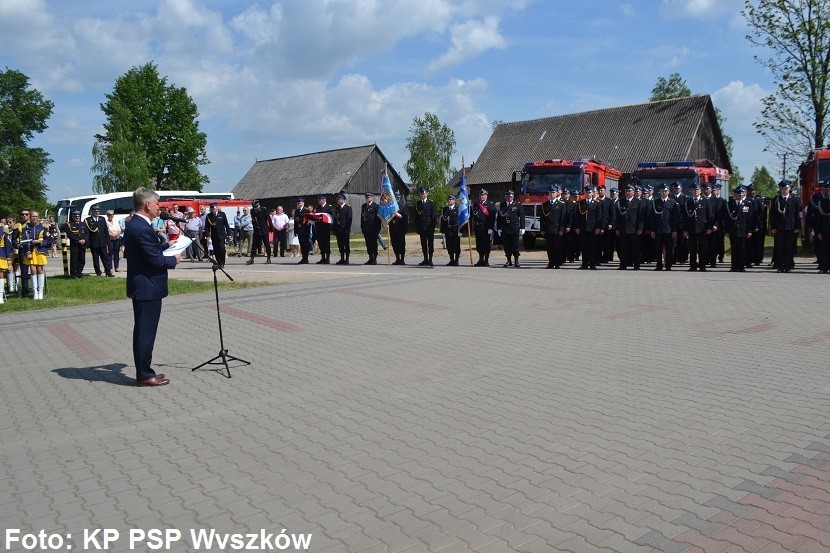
1,0,778,203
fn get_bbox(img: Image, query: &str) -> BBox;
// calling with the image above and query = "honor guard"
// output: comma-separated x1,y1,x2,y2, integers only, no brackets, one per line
539,185,569,269
682,183,710,271
85,205,114,277
246,200,273,264
440,195,461,266
333,193,353,265
724,186,755,272
63,210,89,278
361,192,381,265
496,190,525,267
205,203,230,268
671,182,689,264
414,187,436,266
595,185,612,264
746,184,767,267
315,194,334,264
388,192,408,265
769,180,801,272
712,183,727,264
604,187,619,263
701,183,722,268
575,185,605,270
295,198,314,264
640,184,656,265
471,189,495,266
814,181,830,273
648,183,679,271
563,189,579,262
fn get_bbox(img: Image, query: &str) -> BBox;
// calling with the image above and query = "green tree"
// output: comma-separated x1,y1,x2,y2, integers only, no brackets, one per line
648,73,742,186
405,112,456,207
0,68,53,216
93,62,209,192
649,73,692,101
744,0,830,158
750,165,779,198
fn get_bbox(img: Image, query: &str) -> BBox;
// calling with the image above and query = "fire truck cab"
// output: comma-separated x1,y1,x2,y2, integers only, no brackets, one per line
797,146,830,208
632,160,730,196
512,158,622,249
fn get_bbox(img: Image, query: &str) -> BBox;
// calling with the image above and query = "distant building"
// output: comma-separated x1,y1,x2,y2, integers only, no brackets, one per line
462,95,731,199
233,145,408,232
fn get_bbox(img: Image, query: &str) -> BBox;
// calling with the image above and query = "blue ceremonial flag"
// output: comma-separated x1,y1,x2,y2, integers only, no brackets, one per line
457,165,470,227
377,166,399,223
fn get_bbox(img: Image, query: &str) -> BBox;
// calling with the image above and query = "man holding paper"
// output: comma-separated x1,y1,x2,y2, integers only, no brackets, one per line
125,187,181,387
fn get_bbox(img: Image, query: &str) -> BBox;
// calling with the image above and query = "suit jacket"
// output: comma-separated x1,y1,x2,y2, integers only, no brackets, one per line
85,215,108,248
540,199,568,235
206,211,230,241
413,199,436,232
575,199,605,232
615,197,645,234
648,197,679,234
471,200,495,232
63,220,89,247
724,198,755,238
440,205,459,234
125,215,177,301
361,202,381,235
334,204,353,234
769,195,801,231
682,197,709,234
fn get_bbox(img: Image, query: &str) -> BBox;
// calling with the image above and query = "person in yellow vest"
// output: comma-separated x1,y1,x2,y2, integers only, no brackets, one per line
21,211,51,300
0,222,11,303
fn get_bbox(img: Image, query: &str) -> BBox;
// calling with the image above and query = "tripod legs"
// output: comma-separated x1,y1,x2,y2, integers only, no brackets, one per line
192,348,250,378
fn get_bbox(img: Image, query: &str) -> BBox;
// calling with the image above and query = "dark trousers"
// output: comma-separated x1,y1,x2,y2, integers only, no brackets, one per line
317,227,331,259
90,245,111,275
419,230,434,259
619,233,640,268
688,232,708,269
706,232,720,266
364,231,379,260
109,238,121,269
299,232,312,261
654,233,674,269
729,234,746,270
390,232,406,259
580,231,597,268
474,229,491,261
503,233,520,259
603,229,616,262
675,233,688,263
446,233,460,261
69,245,86,277
132,298,162,382
211,238,226,267
335,230,350,258
545,233,563,267
773,229,796,270
251,231,271,259
273,229,288,256
818,234,830,272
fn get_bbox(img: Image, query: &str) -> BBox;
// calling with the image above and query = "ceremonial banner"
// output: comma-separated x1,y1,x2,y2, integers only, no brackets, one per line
377,167,399,223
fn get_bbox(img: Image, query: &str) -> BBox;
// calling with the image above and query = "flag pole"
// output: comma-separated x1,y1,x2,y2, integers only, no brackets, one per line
461,158,474,266
386,222,392,265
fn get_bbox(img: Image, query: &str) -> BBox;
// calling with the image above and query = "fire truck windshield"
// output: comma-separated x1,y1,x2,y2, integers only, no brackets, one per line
818,159,830,184
523,170,583,195
632,172,697,196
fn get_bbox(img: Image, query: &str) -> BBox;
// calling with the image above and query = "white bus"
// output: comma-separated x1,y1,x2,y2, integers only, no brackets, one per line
55,190,235,228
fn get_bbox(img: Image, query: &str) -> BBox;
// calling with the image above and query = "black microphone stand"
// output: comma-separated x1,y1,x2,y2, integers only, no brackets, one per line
192,262,250,378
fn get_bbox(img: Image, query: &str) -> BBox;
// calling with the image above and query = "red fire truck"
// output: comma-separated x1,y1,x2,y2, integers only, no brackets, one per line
513,158,622,249
797,146,830,208
631,160,730,196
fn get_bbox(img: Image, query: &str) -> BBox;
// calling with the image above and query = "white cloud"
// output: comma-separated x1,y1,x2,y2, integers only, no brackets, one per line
660,0,744,20
427,17,507,73
620,3,634,17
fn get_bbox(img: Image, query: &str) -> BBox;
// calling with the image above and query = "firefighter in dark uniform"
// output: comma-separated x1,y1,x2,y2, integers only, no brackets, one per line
471,188,495,266
595,185,611,264
540,185,569,269
85,205,113,276
314,194,334,264
205,203,230,268
671,182,688,264
724,185,755,272
295,198,314,264
333,193,353,265
769,179,801,272
361,192,381,265
563,189,579,263
388,192,408,265
712,183,727,264
413,187,436,266
246,200,273,264
604,187,618,263
682,183,710,271
639,184,656,265
701,183,722,268
648,183,679,271
440,195,461,266
615,184,645,269
575,185,605,270
745,185,766,267
814,181,830,273
496,190,525,267
63,210,88,278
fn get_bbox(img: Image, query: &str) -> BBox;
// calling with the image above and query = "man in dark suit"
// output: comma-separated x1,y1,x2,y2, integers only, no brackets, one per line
63,210,88,278
682,183,710,271
769,179,801,272
413,187,436,266
616,185,645,269
575,185,605,270
470,189,495,266
315,194,334,264
724,186,755,272
205,203,230,268
648,183,679,271
539,185,569,269
361,192,381,265
333,193,353,265
125,187,181,387
388,192,408,265
86,204,114,277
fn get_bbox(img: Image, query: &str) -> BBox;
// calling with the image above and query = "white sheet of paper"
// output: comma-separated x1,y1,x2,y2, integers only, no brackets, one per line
163,236,192,256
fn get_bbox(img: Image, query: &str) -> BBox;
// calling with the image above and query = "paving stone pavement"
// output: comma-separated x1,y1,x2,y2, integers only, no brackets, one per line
2,254,830,553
